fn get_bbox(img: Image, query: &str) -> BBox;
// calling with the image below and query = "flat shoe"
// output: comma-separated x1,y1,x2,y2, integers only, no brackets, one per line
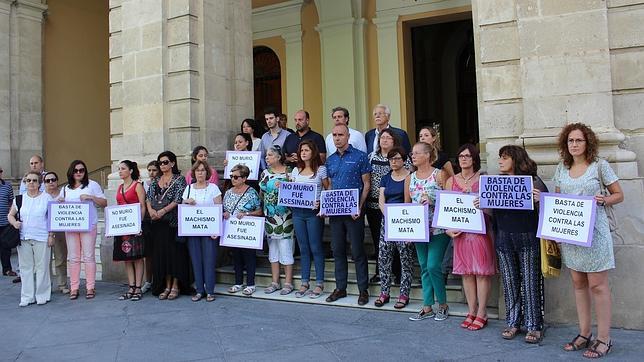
206,294,216,302
192,293,203,302
467,316,488,331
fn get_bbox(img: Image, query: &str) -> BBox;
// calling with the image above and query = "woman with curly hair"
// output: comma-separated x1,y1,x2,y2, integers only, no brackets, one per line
554,123,623,359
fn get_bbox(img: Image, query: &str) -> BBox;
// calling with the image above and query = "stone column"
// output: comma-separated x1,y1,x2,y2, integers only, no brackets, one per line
373,15,403,128
282,30,304,119
0,0,46,179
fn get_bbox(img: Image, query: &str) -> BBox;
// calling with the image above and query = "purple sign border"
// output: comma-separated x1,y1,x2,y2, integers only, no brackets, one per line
320,189,359,216
277,182,318,209
220,215,265,250
479,175,534,210
104,203,142,237
383,203,430,242
177,204,223,237
223,151,262,180
47,201,94,232
536,192,597,247
431,190,486,235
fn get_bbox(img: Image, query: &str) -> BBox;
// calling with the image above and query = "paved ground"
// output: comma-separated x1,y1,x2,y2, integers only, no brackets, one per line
1,277,642,362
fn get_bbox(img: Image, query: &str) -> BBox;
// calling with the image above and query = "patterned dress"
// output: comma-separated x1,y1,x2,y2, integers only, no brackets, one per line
553,159,618,272
408,168,444,236
259,168,293,240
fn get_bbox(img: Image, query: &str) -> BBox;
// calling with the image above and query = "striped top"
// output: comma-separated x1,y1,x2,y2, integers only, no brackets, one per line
0,180,14,226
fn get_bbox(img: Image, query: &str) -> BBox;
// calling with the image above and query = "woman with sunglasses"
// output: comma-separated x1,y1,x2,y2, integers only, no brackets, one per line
59,160,107,300
42,171,69,294
146,151,190,300
114,160,147,301
224,164,262,296
185,146,220,186
0,166,18,278
8,172,54,306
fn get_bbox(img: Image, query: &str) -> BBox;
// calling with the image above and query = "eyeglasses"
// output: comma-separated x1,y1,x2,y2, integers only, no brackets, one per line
389,156,403,161
230,175,245,180
24,178,39,183
458,154,473,159
74,168,86,174
567,139,586,145
0,169,3,173
44,178,57,183
159,160,171,166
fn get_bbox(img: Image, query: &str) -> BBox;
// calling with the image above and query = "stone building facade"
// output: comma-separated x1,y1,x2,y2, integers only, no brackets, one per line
0,0,642,329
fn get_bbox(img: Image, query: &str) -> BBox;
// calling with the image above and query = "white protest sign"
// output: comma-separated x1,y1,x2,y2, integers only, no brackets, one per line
320,189,359,216
537,193,597,247
105,204,141,237
223,151,262,180
384,203,429,242
277,182,317,209
220,216,265,250
177,204,223,237
47,202,92,232
431,191,486,234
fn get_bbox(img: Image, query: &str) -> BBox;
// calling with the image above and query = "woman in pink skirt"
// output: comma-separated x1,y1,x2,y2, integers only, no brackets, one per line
445,144,496,331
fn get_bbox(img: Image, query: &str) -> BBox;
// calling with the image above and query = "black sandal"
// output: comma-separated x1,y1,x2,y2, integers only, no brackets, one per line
119,285,135,300
583,339,612,359
564,334,593,351
525,330,543,344
131,286,142,301
374,293,390,307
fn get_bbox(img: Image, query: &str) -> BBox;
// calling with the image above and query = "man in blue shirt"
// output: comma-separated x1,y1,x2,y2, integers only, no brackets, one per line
324,124,372,305
282,110,327,167
365,104,412,155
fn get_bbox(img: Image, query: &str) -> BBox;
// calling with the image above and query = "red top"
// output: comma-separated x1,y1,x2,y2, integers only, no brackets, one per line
116,182,140,205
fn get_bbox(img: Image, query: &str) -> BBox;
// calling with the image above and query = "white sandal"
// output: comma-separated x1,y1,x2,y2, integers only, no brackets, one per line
242,285,256,296
228,284,243,293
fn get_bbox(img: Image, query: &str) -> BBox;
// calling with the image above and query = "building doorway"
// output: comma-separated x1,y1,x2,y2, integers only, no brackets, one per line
410,18,479,159
253,46,282,122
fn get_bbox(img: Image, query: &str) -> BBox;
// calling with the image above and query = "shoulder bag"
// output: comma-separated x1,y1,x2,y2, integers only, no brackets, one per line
597,160,617,232
0,195,23,249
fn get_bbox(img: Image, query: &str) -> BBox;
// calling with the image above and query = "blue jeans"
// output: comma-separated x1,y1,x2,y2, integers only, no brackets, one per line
292,208,325,284
187,236,218,294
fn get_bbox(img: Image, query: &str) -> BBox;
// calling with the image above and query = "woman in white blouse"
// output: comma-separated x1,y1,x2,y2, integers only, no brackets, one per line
7,171,54,306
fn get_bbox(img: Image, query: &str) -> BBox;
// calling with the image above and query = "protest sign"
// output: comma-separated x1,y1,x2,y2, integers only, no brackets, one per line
277,182,317,209
384,203,429,242
220,216,265,250
320,189,359,216
48,202,93,232
105,203,141,237
432,191,486,234
479,175,533,210
537,193,597,247
223,151,261,180
177,204,223,237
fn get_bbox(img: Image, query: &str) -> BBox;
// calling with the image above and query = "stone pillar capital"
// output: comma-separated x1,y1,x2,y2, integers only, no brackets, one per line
372,15,398,29
14,0,47,22
281,30,302,44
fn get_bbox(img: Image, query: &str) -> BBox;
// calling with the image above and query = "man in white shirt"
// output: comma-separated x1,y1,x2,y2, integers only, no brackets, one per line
325,106,367,155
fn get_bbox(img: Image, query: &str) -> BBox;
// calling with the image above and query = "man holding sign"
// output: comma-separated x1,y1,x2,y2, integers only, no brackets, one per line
324,123,372,305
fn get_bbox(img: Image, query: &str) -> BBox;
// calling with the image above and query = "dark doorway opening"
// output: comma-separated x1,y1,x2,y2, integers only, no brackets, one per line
411,19,479,159
253,46,282,122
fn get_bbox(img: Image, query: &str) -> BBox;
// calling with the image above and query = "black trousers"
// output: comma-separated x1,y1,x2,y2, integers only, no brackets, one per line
0,225,13,272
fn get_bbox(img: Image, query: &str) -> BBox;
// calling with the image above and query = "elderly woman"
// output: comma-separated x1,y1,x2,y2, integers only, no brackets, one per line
7,171,54,306
375,146,414,309
59,160,107,300
113,161,147,301
185,145,220,186
404,142,450,321
224,164,262,296
445,144,496,330
260,145,295,295
146,151,190,300
43,171,68,294
183,160,222,302
554,123,623,358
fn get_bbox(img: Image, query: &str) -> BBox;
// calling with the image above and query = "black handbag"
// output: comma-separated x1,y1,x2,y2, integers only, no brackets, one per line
118,234,146,260
151,177,179,223
0,195,23,249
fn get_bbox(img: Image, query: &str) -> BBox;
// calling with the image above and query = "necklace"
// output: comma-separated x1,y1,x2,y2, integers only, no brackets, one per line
459,171,478,192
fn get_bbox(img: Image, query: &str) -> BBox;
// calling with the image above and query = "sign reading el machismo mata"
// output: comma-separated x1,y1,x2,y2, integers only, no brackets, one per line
104,204,141,237
384,203,429,242
177,204,223,237
319,189,359,216
432,191,486,234
48,202,93,232
220,216,265,250
479,175,534,210
277,182,317,209
223,151,261,180
537,193,597,247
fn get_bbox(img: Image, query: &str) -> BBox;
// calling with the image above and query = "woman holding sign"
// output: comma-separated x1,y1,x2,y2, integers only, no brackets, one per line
260,146,295,295
146,151,190,300
113,160,147,301
404,142,451,321
444,144,496,330
291,140,329,298
182,160,222,302
7,171,53,306
554,123,623,358
224,164,262,296
60,160,107,300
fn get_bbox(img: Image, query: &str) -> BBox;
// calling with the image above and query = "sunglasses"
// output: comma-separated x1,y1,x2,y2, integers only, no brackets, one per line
44,178,58,183
159,160,171,166
74,168,86,174
24,178,39,183
230,175,244,180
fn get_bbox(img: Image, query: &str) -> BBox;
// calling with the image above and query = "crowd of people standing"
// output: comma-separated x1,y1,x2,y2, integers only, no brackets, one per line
0,105,622,358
